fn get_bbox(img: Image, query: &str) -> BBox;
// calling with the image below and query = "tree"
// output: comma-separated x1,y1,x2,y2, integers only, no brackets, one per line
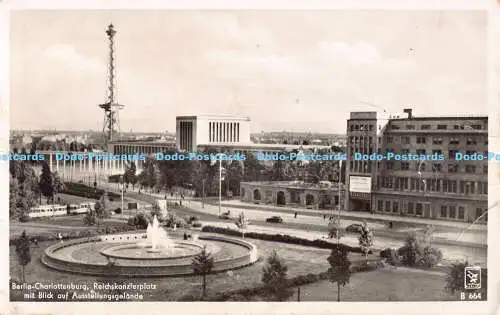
191,245,214,298
15,231,31,282
83,210,97,226
150,204,165,222
327,247,351,302
400,233,421,266
10,176,21,218
243,152,264,181
38,161,54,203
261,251,293,301
327,219,342,239
445,261,467,296
51,172,65,201
234,211,249,238
358,222,375,260
271,160,286,181
123,162,137,189
422,225,435,247
94,199,109,228
399,231,443,268
10,163,39,218
226,160,244,196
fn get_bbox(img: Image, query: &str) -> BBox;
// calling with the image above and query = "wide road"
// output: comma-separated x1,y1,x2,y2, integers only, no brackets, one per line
117,190,486,266
71,182,486,265
122,189,486,244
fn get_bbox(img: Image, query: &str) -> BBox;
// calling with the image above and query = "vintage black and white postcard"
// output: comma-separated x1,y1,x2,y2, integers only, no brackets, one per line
1,0,498,315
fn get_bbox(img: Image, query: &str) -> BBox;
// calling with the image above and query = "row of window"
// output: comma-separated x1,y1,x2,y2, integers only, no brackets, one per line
113,145,171,155
179,121,194,151
349,135,488,148
209,121,240,143
350,124,374,132
376,200,487,221
378,176,488,195
349,160,487,174
385,161,487,174
387,135,487,146
391,123,484,131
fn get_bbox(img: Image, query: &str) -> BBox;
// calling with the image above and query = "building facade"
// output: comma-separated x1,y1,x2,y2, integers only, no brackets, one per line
345,109,488,223
176,115,251,152
107,140,176,155
240,181,345,210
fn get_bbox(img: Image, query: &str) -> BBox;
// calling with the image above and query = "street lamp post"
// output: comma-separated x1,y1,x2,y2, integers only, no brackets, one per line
119,175,125,219
212,152,226,217
337,160,342,245
202,179,206,209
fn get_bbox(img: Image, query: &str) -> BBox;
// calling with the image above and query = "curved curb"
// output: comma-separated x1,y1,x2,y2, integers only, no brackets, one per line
41,234,258,277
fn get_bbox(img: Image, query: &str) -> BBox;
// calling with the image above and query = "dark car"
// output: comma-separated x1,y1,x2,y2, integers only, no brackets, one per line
266,216,283,223
346,223,363,233
219,212,231,220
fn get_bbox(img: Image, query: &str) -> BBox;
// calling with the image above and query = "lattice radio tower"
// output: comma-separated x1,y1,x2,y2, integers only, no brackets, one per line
99,24,124,148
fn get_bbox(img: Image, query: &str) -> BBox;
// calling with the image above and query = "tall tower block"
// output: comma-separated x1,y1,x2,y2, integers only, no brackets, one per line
99,24,124,148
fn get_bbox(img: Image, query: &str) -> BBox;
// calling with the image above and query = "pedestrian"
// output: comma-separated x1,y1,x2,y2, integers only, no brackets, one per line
183,233,188,240
323,214,326,220
294,212,297,218
33,238,38,247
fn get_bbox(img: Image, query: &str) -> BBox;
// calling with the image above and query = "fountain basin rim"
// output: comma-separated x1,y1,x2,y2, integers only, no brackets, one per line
41,234,259,277
99,241,205,261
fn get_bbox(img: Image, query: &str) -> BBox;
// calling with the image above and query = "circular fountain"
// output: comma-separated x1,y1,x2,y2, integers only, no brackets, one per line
41,215,259,277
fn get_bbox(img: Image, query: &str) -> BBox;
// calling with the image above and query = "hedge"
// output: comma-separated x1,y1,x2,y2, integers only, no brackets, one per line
201,226,371,254
62,182,120,200
9,224,138,246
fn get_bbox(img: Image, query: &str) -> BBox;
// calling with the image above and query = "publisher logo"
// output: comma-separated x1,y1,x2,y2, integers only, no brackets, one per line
464,266,481,290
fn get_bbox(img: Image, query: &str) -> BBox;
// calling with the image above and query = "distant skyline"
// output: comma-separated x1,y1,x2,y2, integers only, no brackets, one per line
10,10,487,133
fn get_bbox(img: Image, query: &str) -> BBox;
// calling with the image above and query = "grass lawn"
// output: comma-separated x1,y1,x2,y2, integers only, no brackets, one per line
10,234,378,301
9,216,130,239
288,267,455,301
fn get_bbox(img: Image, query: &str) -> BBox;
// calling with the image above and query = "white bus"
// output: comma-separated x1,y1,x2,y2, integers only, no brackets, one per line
67,202,95,215
28,204,67,218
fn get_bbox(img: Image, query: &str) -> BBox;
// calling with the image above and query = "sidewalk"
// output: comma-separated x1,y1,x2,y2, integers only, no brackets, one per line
217,200,487,231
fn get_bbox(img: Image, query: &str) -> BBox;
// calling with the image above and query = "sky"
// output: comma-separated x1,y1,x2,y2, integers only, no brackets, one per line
10,10,487,134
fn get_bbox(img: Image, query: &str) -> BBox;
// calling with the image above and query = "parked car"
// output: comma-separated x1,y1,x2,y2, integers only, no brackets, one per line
266,216,283,223
219,212,231,220
346,223,363,233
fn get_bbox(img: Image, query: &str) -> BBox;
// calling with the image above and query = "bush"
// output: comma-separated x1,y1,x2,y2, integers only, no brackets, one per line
129,213,149,229
191,221,202,228
165,214,188,228
62,182,121,200
83,212,97,226
398,233,442,268
201,226,368,253
419,247,443,268
380,248,400,266
19,215,30,222
351,260,382,273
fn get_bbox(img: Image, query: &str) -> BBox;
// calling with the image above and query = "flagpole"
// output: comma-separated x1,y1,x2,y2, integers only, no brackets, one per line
337,160,342,245
219,157,222,217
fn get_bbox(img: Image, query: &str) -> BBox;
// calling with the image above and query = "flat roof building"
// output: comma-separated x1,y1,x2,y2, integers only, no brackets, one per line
176,115,251,152
346,109,488,223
